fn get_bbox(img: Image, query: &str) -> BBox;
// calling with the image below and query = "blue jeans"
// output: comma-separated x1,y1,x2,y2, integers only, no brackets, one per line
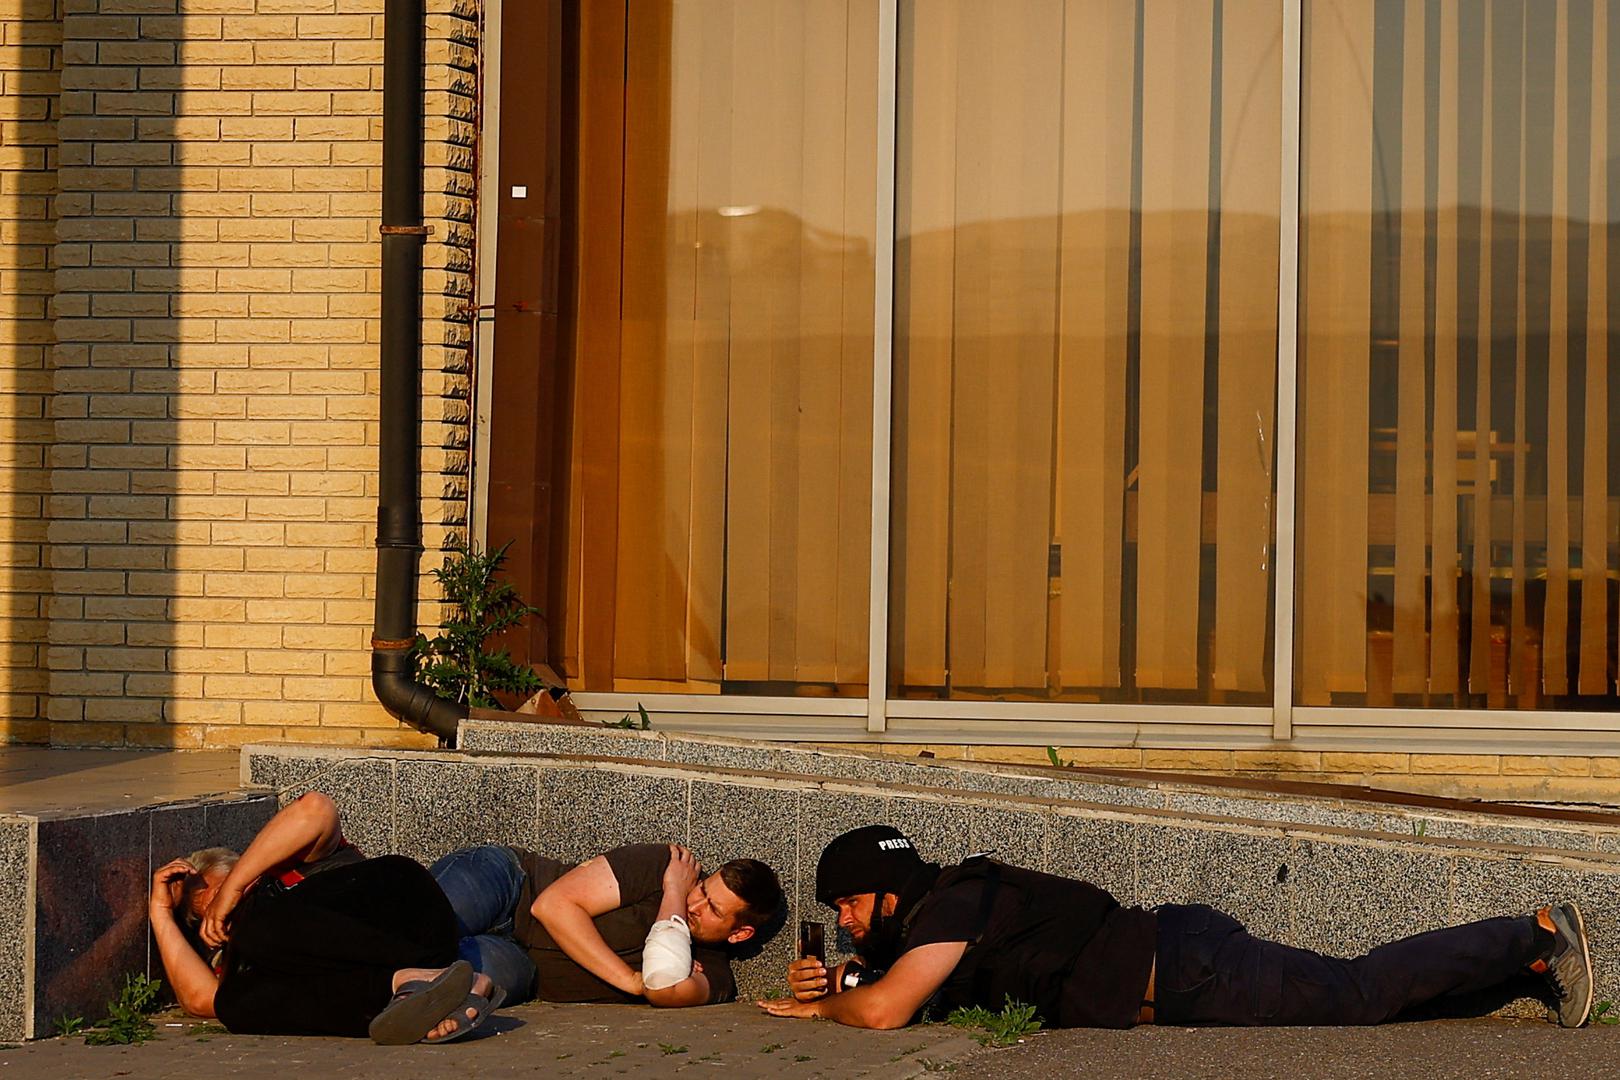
429,845,538,1002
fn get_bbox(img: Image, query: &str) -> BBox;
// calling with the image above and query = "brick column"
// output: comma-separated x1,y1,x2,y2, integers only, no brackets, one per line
43,0,474,749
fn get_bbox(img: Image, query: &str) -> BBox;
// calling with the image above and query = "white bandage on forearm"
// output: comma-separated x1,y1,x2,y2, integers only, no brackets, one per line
641,914,693,991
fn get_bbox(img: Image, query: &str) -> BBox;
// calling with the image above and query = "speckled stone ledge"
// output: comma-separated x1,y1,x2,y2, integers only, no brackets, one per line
244,743,1620,1017
0,818,34,1043
458,719,1620,860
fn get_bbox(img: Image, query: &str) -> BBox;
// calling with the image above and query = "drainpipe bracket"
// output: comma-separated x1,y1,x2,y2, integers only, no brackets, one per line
380,225,435,236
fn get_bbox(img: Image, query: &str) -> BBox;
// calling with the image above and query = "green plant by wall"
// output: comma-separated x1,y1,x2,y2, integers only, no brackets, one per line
81,974,163,1046
945,996,1043,1047
413,540,544,709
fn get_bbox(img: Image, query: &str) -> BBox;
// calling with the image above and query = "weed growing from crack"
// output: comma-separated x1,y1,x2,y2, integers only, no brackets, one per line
83,974,163,1047
1593,1000,1619,1026
658,1042,689,1055
945,996,1043,1047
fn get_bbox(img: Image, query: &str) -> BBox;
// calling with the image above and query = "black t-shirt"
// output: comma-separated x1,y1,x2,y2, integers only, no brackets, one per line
900,860,1156,1030
509,843,736,1005
213,853,458,1037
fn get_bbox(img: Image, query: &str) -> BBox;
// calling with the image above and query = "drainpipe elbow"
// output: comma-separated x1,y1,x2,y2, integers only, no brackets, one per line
371,645,466,744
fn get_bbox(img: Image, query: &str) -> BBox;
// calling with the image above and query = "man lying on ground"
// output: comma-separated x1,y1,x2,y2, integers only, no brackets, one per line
760,825,1595,1031
429,841,783,1008
150,792,500,1044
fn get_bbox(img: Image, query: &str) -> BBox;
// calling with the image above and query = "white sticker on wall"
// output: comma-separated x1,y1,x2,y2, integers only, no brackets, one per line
511,185,528,199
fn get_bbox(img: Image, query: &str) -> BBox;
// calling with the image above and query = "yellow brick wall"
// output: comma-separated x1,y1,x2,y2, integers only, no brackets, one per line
32,0,475,749
0,0,59,744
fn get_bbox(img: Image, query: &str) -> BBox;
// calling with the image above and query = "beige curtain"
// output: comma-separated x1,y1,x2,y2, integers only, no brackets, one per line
1298,0,1373,701
563,0,875,692
1299,0,1619,707
894,0,1282,700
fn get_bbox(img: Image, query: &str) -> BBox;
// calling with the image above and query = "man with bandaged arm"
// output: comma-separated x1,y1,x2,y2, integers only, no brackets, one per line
426,841,783,1008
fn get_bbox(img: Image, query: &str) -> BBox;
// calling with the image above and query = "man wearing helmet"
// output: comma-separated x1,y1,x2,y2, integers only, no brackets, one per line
758,825,1594,1031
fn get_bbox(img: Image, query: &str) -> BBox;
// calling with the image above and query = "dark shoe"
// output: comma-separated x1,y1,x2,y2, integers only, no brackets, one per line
369,961,475,1045
1532,902,1593,1028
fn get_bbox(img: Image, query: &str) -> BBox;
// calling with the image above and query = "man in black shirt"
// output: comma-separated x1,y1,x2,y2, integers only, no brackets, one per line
759,825,1595,1031
431,842,782,1008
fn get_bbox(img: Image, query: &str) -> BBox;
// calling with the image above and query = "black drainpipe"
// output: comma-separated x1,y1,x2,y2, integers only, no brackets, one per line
372,0,466,743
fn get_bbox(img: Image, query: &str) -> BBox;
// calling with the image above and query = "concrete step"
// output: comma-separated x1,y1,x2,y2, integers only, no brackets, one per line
244,741,1620,1020
460,718,1620,860
0,748,274,1042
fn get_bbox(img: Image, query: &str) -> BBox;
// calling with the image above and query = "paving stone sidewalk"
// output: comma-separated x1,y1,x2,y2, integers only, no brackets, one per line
0,1002,981,1079
4,1005,1616,1079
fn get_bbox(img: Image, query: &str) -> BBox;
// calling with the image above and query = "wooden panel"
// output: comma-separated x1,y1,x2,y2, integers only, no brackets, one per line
979,1,1062,690
946,0,994,688
488,0,565,672
1430,0,1461,694
1544,0,1572,696
686,0,735,682
1136,0,1213,690
763,3,807,684
1055,0,1135,689
1298,0,1373,699
1468,2,1502,696
1578,0,1610,695
1212,0,1281,693
793,0,847,684
836,0,878,685
575,0,629,690
1392,0,1429,695
723,0,778,682
615,0,681,680
892,0,956,687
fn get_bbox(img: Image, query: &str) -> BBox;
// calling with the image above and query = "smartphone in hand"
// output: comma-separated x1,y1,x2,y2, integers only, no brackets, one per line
798,920,825,962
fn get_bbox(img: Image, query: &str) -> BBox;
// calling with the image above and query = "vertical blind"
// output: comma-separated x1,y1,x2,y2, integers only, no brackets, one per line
1297,0,1620,708
891,0,1282,701
560,0,876,692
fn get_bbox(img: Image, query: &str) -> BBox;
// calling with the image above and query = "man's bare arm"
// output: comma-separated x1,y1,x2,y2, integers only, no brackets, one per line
150,860,219,1018
199,791,343,947
643,963,712,1008
759,942,967,1030
532,855,641,997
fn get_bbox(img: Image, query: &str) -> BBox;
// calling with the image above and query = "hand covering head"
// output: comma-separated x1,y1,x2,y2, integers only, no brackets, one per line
814,825,925,907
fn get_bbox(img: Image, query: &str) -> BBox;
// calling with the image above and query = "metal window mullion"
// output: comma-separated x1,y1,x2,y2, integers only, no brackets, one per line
1272,0,1304,741
867,0,900,733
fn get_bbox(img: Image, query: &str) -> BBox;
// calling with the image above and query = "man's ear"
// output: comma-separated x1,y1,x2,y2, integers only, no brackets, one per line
881,893,899,917
726,924,756,945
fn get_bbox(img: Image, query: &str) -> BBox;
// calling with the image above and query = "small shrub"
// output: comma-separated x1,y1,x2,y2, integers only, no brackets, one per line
413,540,544,709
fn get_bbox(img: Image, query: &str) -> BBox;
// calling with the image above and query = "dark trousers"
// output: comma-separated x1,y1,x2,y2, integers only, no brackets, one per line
1154,903,1547,1026
214,855,459,1038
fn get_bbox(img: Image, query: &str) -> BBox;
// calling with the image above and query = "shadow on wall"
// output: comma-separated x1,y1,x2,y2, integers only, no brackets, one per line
46,1,188,751
0,0,60,745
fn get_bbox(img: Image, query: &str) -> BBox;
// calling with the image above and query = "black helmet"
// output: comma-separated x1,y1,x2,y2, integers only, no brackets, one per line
814,825,924,907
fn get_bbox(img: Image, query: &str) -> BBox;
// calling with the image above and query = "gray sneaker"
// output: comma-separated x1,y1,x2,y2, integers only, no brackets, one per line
1535,902,1593,1028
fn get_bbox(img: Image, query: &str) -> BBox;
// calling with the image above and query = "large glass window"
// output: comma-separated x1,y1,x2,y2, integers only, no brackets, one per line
1298,0,1620,709
888,0,1284,703
554,0,877,695
514,0,1620,723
